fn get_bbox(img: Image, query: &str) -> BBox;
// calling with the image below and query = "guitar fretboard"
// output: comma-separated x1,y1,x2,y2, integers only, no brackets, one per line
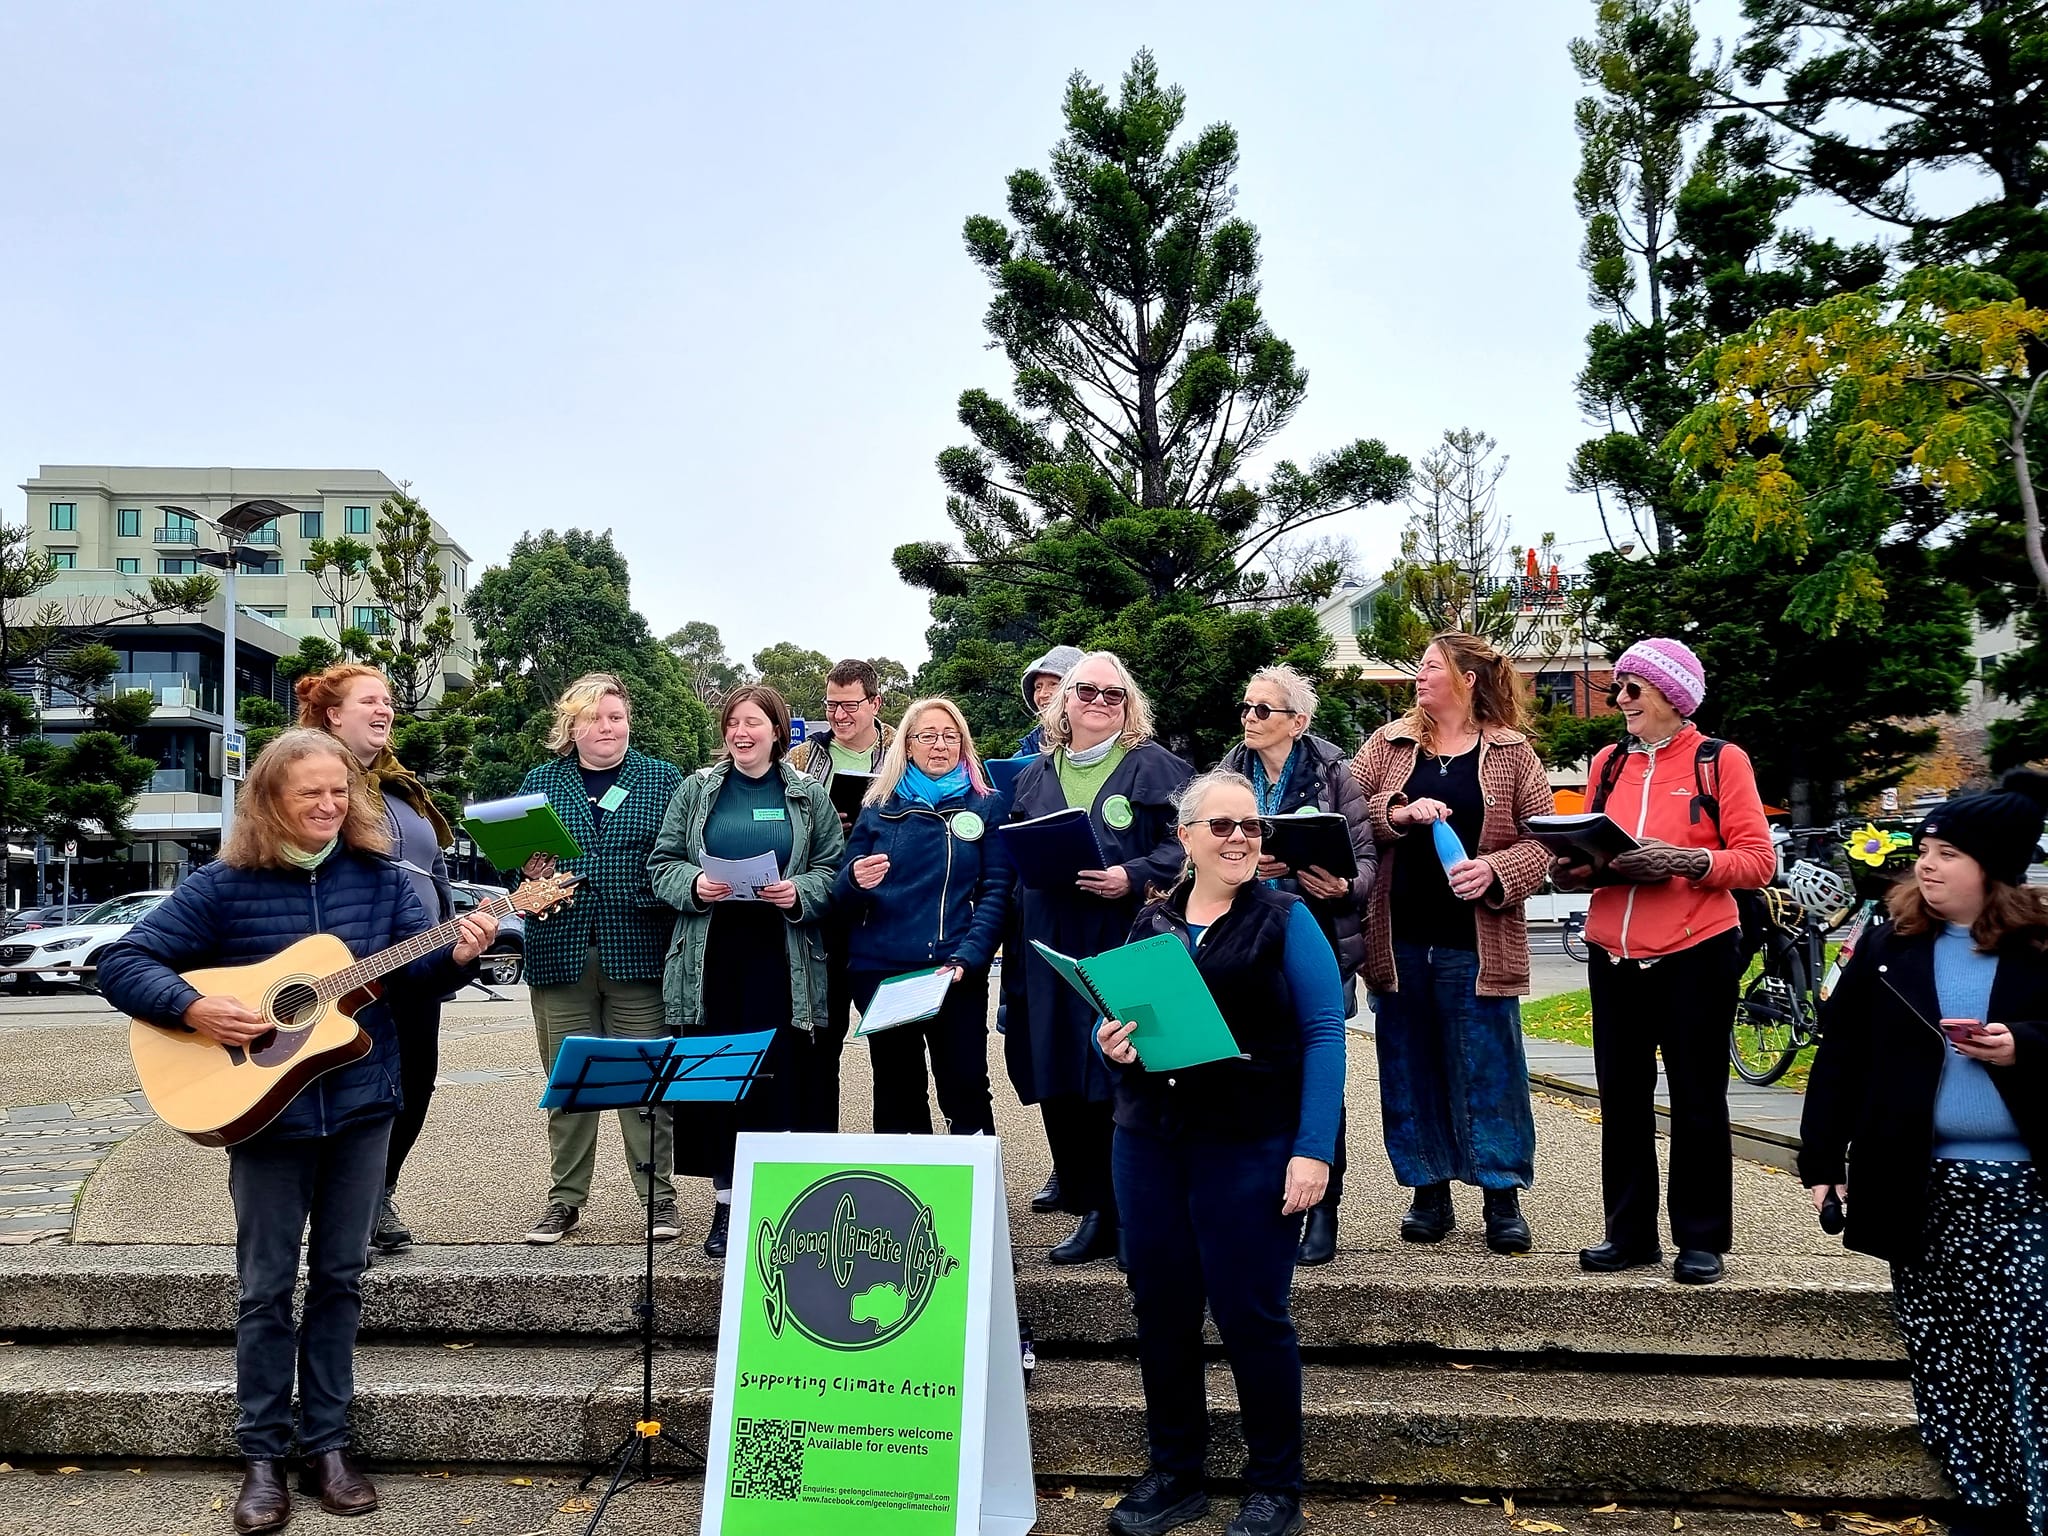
314,893,515,1002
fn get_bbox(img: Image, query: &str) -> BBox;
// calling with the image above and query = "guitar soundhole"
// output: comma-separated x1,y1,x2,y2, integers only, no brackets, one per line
272,982,320,1027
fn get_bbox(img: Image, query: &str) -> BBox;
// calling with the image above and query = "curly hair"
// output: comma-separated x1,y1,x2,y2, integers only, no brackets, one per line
294,664,392,730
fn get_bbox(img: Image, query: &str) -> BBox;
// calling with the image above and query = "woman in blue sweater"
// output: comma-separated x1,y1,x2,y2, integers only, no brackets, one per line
1802,771,2048,1536
1094,769,1345,1536
835,697,1011,1135
98,730,495,1534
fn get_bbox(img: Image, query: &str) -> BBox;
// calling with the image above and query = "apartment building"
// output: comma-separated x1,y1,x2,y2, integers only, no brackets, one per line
10,466,478,898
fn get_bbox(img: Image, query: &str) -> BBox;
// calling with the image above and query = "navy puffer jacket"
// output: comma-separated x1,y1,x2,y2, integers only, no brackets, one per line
833,785,1013,973
97,849,475,1141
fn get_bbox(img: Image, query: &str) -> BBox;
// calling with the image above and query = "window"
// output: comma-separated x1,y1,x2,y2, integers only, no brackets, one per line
158,558,196,575
312,605,335,620
250,556,283,576
353,605,390,635
157,512,196,543
345,505,371,535
300,559,318,572
1531,671,1576,711
116,508,141,538
453,562,467,591
300,510,323,539
49,551,75,569
48,503,75,532
248,606,286,620
116,558,140,575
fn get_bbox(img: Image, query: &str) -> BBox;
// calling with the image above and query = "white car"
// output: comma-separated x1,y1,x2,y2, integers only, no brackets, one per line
0,890,173,991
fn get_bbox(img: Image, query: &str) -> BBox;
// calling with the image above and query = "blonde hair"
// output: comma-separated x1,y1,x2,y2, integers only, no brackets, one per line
546,673,631,755
1174,768,1257,825
1038,651,1156,751
866,697,989,806
221,729,390,870
1401,631,1530,751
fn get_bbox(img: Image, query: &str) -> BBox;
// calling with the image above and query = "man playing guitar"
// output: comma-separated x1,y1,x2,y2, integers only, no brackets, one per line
97,729,498,1534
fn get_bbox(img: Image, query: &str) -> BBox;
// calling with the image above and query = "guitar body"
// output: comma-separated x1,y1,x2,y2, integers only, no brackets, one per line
129,933,380,1148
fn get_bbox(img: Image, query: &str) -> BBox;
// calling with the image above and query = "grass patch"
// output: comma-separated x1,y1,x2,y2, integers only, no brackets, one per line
1521,936,1842,1092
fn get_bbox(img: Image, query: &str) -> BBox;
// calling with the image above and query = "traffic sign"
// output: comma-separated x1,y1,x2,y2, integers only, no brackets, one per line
223,731,247,781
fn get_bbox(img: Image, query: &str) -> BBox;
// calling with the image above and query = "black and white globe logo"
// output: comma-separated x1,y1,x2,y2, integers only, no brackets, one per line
753,1171,958,1351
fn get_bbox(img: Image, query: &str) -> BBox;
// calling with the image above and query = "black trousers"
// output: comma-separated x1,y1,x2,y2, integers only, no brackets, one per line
1040,1094,1115,1216
384,999,441,1190
1318,1104,1348,1209
805,937,852,1134
1587,929,1740,1253
852,968,996,1136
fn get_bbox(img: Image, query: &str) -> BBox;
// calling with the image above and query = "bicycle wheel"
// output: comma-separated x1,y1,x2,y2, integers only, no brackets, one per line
1730,972,1803,1086
1561,919,1589,964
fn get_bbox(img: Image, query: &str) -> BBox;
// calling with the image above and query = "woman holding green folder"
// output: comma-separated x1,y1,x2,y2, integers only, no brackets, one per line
1006,652,1193,1266
513,674,683,1249
1095,768,1346,1536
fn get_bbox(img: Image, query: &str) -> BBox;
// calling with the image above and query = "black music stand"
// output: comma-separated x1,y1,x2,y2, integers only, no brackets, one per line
540,1030,776,1535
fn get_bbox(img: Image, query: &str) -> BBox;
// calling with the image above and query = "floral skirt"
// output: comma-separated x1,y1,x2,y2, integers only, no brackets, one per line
1890,1159,2048,1532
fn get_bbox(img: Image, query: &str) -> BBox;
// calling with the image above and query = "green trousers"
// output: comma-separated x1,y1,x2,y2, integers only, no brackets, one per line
531,949,675,1208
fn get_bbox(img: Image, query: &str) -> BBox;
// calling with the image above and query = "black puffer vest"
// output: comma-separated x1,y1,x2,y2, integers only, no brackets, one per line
1117,880,1302,1142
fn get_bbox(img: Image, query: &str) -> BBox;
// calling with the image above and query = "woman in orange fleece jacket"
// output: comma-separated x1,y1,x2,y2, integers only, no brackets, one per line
1553,638,1774,1287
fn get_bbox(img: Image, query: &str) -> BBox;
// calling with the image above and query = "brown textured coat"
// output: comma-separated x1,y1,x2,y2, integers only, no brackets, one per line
1349,719,1555,997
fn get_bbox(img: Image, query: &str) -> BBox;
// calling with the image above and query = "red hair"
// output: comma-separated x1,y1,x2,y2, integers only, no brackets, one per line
296,664,393,730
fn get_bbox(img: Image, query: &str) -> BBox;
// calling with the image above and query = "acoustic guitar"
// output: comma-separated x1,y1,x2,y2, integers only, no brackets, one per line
129,872,582,1147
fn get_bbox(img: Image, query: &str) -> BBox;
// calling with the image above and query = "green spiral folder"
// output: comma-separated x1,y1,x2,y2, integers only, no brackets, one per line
1030,934,1245,1072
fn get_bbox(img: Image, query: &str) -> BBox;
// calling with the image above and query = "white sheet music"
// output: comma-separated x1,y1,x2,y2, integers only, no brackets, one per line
698,850,782,900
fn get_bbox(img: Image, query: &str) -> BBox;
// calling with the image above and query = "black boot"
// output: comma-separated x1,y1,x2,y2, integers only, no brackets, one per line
1049,1210,1118,1264
1482,1188,1531,1255
1579,1237,1663,1273
232,1460,290,1533
1030,1171,1063,1214
1297,1204,1338,1266
1399,1182,1454,1243
703,1201,732,1260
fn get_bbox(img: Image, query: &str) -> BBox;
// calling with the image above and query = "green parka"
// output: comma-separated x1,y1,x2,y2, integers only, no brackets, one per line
648,759,844,1033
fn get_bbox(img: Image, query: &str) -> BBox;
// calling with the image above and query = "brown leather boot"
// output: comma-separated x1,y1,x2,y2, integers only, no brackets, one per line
297,1448,379,1516
231,1460,291,1533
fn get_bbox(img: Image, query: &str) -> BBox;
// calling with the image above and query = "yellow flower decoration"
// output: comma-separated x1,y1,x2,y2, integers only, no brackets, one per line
1844,823,1913,867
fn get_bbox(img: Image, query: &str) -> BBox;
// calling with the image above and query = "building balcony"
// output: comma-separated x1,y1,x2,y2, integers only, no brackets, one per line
45,673,220,716
153,526,200,546
241,527,280,546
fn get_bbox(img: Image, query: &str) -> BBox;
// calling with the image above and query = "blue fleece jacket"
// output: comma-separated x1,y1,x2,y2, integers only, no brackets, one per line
834,785,1013,973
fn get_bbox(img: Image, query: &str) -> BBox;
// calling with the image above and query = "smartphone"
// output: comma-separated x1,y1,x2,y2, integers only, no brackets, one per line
1941,1018,1991,1044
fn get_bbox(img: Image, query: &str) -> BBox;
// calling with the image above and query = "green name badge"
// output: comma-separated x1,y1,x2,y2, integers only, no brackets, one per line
753,807,787,822
951,811,985,842
1102,794,1135,831
596,785,630,812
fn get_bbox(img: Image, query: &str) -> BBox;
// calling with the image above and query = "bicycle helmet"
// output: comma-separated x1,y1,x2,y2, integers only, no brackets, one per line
1785,860,1854,916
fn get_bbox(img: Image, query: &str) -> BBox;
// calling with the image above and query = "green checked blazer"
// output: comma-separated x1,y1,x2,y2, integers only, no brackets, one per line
512,747,684,988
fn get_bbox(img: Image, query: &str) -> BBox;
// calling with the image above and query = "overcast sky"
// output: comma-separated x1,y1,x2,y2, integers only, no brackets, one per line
3,0,1838,671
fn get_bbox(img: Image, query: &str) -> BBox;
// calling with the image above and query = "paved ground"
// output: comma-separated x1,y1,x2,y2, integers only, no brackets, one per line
0,977,1869,1276
0,1463,1946,1536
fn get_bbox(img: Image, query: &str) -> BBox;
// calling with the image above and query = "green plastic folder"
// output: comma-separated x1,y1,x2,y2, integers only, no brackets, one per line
461,792,582,870
1030,934,1245,1072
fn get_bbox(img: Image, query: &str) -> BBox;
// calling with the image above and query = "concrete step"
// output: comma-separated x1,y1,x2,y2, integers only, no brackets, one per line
0,1245,1904,1364
0,1341,1937,1501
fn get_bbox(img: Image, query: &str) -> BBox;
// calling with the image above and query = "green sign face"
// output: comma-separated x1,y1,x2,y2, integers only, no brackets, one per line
722,1161,974,1534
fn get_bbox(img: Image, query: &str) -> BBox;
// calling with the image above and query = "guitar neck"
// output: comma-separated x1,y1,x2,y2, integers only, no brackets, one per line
315,893,510,1002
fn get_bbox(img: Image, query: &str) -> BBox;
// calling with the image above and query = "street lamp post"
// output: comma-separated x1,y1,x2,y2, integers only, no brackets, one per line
159,499,296,845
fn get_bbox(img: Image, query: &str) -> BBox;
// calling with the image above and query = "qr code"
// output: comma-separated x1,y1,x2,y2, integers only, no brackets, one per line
731,1417,807,1500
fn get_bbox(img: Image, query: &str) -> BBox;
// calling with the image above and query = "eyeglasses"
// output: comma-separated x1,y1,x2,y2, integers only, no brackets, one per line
1072,682,1128,706
1238,701,1302,721
823,697,875,716
1198,816,1272,841
1604,679,1644,705
908,730,962,746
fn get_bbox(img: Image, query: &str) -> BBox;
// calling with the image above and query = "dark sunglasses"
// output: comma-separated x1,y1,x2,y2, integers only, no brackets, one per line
1198,816,1272,841
1072,682,1128,706
1238,701,1302,721
1604,679,1644,705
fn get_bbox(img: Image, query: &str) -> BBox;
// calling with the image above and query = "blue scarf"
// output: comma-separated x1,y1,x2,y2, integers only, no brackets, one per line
1249,742,1299,817
901,763,970,807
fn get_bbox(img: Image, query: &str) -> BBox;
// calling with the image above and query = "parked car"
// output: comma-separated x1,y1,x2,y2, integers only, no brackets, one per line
449,881,525,986
0,890,173,992
2,903,100,937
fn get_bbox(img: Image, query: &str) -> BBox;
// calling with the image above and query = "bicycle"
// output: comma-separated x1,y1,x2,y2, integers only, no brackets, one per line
1560,908,1589,963
1728,859,1870,1086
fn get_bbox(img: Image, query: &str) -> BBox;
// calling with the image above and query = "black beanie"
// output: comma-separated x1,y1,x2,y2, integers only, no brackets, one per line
1918,769,2048,886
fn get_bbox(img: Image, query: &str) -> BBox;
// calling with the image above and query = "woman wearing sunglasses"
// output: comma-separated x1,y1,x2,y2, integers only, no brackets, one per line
834,697,1011,1138
1349,632,1554,1256
1217,664,1375,1266
1800,773,2048,1536
1094,769,1344,1536
1553,638,1774,1286
1006,651,1194,1265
